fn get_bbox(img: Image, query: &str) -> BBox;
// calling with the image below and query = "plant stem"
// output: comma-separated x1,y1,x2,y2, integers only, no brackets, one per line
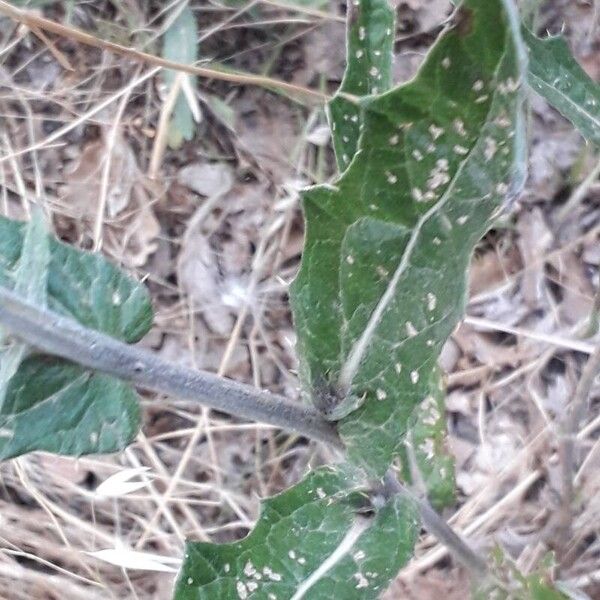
0,286,342,449
0,285,491,578
558,340,600,544
383,473,488,579
557,156,600,224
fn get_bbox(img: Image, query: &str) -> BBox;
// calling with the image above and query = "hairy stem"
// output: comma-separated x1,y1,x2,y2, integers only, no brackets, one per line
0,285,490,578
0,286,342,449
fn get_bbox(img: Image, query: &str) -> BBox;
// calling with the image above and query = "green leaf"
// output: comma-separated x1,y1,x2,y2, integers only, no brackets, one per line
0,356,140,460
174,466,419,599
399,369,455,510
0,215,152,343
0,211,51,410
328,0,395,170
523,27,600,146
329,2,455,494
525,579,568,600
0,216,151,459
11,210,50,307
291,0,527,476
328,0,481,497
162,5,199,149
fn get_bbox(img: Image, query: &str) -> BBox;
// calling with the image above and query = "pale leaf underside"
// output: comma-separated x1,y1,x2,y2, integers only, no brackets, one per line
162,5,199,148
0,216,151,459
0,357,140,459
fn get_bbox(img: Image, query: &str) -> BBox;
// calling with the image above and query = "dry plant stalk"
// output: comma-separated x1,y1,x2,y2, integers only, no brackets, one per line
0,0,331,103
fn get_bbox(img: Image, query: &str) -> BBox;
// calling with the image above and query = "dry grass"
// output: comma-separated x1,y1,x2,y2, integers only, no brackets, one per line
0,1,599,599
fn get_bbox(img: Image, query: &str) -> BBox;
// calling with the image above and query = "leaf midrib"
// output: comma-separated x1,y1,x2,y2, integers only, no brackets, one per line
337,61,509,393
289,517,369,600
527,72,600,134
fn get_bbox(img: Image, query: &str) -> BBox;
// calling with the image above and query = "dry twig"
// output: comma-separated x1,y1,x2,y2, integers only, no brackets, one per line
558,337,600,546
0,0,332,103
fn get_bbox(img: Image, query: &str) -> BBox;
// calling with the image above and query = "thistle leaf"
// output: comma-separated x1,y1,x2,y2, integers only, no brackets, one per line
0,215,152,342
400,368,455,510
328,0,395,170
0,216,151,459
330,1,456,494
0,211,50,411
174,466,419,599
0,356,140,460
291,0,528,476
523,27,600,146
